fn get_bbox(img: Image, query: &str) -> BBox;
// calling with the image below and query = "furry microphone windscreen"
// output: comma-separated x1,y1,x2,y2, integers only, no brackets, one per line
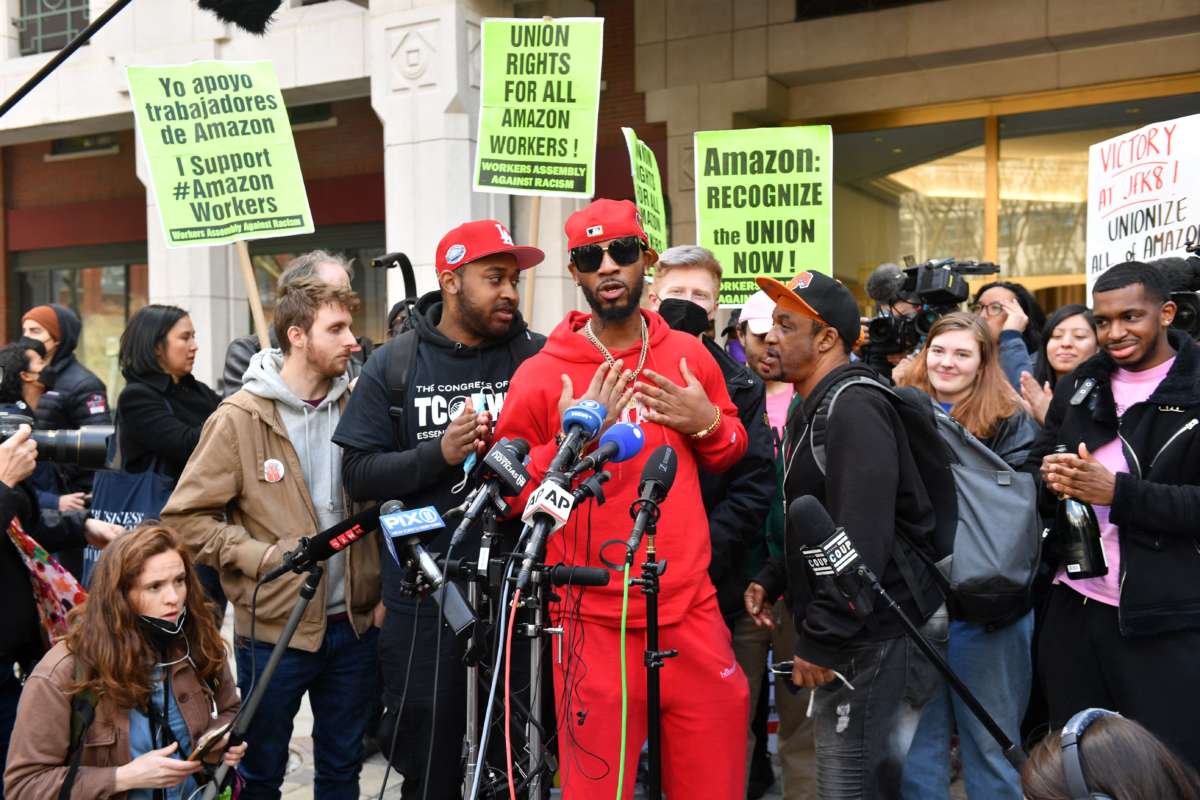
196,0,284,34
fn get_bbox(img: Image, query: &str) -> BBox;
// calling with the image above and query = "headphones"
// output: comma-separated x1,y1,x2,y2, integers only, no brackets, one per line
1061,707,1121,800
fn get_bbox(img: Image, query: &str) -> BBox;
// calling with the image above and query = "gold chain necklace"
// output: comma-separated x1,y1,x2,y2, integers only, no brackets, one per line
584,316,648,379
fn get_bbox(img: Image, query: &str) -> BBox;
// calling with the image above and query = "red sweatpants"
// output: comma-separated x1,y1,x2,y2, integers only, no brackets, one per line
553,591,750,799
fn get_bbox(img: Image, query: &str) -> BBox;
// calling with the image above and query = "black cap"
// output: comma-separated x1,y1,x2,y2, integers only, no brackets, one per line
756,272,862,347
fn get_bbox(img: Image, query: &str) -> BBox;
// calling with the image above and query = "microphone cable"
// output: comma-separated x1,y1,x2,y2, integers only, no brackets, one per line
375,602,421,800
504,587,522,800
614,561,632,800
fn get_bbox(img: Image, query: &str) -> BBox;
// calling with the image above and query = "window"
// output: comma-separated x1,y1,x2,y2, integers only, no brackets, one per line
17,0,89,56
13,247,149,398
248,224,389,346
833,120,985,302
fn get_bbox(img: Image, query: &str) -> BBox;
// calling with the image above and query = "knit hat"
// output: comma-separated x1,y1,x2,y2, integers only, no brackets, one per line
21,306,60,342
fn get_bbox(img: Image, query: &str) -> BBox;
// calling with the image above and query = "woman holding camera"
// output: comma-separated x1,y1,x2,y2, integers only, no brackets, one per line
896,312,1040,800
4,525,245,800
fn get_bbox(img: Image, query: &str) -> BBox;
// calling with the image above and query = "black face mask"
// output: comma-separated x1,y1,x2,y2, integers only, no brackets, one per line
659,298,711,337
138,608,187,652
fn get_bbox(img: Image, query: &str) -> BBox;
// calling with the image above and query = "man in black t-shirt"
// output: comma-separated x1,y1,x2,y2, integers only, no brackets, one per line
333,220,544,798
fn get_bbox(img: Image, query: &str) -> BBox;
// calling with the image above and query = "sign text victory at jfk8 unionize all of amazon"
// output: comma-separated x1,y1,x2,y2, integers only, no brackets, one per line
128,61,313,248
474,18,603,198
695,126,833,307
1086,113,1200,297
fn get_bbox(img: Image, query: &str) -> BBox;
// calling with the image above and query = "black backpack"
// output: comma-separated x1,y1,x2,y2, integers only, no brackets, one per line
809,375,1040,625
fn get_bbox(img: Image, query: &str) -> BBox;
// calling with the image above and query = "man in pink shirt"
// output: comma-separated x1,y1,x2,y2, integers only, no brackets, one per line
1032,260,1200,770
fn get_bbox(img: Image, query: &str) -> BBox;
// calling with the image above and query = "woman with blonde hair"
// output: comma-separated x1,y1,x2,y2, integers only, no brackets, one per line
5,526,245,799
897,312,1040,800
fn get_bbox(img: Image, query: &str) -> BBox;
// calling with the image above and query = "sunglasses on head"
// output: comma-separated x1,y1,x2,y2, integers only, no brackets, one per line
570,236,644,273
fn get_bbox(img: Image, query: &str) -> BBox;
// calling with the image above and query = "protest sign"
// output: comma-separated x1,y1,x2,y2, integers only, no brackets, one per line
694,126,833,307
474,18,603,198
128,60,313,248
1086,113,1200,297
622,127,668,254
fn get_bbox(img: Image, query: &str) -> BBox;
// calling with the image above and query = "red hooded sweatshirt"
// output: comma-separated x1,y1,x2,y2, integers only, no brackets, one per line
494,309,747,627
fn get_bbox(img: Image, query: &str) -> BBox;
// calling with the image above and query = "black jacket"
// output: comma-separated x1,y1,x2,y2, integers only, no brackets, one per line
1028,329,1200,638
221,330,371,397
754,362,941,668
116,371,221,481
698,337,775,622
0,479,86,667
334,291,544,611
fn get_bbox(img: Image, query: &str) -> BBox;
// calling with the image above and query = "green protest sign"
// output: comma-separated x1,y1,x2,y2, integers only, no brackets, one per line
694,126,833,307
622,127,668,254
127,60,313,248
474,18,603,198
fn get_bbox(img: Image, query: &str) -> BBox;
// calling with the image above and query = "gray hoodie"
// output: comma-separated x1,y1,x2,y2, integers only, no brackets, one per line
242,349,351,615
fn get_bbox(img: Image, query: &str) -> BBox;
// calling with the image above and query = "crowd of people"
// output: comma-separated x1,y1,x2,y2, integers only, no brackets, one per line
0,198,1197,800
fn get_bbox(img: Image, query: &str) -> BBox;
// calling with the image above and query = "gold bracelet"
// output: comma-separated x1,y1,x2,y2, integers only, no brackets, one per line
690,405,721,440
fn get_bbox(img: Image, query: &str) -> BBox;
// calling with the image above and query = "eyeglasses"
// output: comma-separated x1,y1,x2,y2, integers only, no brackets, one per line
570,236,644,273
970,302,1006,317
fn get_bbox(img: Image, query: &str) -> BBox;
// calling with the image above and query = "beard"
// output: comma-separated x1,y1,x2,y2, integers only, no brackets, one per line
458,289,517,341
306,345,350,382
581,271,645,321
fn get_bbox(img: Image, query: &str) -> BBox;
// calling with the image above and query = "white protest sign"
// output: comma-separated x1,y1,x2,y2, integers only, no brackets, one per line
1086,114,1200,298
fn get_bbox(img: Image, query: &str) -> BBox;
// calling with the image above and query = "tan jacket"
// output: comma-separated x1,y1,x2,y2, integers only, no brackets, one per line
161,390,381,651
4,640,240,800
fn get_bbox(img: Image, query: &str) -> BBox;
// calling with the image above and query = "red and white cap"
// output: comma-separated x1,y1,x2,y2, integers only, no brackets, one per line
435,220,544,273
564,198,655,255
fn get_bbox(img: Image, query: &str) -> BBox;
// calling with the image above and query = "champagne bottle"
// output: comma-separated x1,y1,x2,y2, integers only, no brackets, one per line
1053,444,1108,579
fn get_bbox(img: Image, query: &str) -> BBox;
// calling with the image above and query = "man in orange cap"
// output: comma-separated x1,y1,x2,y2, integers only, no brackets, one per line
745,271,946,800
495,199,750,799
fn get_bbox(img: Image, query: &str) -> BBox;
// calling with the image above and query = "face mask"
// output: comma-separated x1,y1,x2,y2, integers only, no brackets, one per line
659,298,711,337
138,607,187,652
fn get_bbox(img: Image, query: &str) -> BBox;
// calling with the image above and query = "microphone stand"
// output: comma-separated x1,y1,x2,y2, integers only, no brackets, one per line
201,564,325,799
629,517,676,800
854,562,1027,769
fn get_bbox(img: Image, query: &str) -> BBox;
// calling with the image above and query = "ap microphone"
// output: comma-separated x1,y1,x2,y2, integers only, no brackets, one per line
447,438,532,549
380,500,476,635
625,445,677,562
568,422,645,478
260,504,382,584
787,496,875,618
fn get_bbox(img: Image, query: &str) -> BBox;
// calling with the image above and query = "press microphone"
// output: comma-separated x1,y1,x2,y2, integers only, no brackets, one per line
260,504,382,584
568,422,645,478
547,564,611,587
787,496,875,618
379,500,476,635
447,438,532,549
625,445,677,562
548,400,606,476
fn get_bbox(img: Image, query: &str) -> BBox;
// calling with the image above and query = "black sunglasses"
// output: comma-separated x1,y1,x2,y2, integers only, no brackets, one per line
570,236,644,273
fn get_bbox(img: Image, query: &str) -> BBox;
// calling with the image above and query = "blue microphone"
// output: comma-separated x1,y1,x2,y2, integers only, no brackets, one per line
547,399,606,476
569,422,645,478
380,500,475,635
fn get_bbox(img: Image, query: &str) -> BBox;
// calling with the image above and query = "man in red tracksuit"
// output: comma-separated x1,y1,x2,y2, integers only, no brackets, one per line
494,199,750,798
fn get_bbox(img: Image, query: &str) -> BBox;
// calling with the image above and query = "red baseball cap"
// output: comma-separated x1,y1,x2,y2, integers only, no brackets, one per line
564,199,655,254
435,220,544,273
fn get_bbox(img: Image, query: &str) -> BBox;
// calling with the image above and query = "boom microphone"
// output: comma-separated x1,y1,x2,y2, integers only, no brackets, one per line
260,504,382,584
380,500,476,635
787,496,875,618
196,0,283,34
568,422,645,478
625,445,677,561
865,262,910,307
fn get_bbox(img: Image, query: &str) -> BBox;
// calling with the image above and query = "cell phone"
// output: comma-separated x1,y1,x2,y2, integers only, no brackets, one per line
187,722,233,762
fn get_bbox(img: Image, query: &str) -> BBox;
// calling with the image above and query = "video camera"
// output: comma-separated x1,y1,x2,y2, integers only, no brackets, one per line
0,412,112,469
1153,241,1200,339
864,256,1001,356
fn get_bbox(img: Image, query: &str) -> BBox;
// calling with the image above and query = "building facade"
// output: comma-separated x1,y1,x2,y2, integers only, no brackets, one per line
0,0,1196,390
